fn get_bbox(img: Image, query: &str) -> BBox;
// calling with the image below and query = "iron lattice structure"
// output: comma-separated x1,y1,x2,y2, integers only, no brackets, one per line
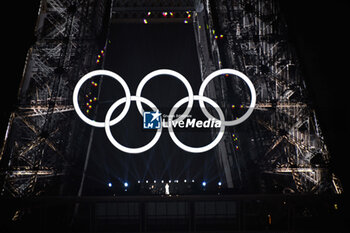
0,0,110,197
193,0,342,193
0,0,342,199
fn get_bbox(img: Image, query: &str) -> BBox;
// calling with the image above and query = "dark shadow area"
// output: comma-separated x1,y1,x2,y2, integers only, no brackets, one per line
279,0,349,190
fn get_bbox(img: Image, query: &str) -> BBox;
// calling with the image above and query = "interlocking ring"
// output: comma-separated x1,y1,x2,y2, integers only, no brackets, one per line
73,69,256,154
136,69,194,122
105,96,162,154
198,69,256,126
73,70,131,128
168,95,225,153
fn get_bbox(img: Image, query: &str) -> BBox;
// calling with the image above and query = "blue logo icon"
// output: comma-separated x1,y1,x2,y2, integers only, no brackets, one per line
143,111,162,129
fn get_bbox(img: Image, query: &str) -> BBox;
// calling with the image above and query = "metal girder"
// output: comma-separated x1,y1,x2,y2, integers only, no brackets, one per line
19,105,74,117
192,1,238,188
113,0,195,8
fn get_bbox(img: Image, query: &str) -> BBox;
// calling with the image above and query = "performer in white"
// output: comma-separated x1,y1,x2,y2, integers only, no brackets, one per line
165,183,170,195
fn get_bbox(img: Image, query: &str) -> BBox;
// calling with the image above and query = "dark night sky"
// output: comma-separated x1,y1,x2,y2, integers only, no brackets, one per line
1,2,39,131
1,1,349,190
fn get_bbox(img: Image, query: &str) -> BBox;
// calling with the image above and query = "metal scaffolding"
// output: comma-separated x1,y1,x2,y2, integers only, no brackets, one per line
196,0,342,194
0,0,110,198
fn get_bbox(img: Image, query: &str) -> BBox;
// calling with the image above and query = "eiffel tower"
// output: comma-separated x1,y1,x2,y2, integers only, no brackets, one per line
0,0,345,231
0,0,342,199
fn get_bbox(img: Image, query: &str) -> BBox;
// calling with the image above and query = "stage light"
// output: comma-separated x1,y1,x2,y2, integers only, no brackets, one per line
184,179,187,183
108,182,112,188
334,203,338,210
169,180,172,183
143,19,148,24
162,12,167,17
192,179,195,183
137,180,140,184
202,181,206,187
153,180,156,183
184,20,188,24
124,182,128,188
218,181,222,186
161,180,164,183
146,180,148,183
147,11,151,16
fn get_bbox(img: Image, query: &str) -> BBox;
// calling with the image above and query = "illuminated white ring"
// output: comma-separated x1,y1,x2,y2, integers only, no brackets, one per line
105,96,162,154
136,69,194,122
168,95,225,153
198,69,256,126
73,70,131,128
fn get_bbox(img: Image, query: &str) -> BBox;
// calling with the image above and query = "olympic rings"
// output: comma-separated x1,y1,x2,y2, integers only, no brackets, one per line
73,69,256,154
